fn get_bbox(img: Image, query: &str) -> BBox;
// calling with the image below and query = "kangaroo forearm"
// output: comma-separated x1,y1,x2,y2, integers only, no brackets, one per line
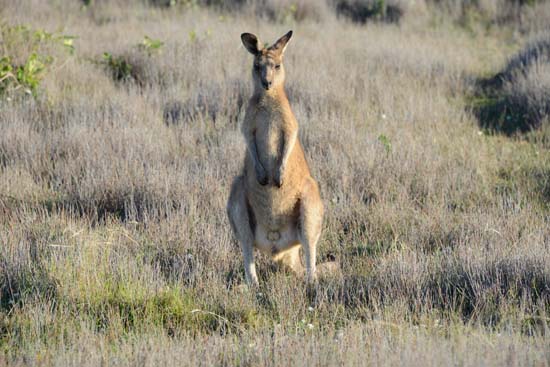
246,136,264,172
280,130,297,171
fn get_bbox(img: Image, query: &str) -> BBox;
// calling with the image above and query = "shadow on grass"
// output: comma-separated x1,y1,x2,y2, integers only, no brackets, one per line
163,79,246,126
0,192,183,225
470,34,550,135
0,249,58,313
471,75,546,135
306,256,550,329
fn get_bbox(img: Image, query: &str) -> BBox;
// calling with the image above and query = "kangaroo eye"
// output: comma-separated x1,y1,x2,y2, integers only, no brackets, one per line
275,64,281,69
254,63,260,70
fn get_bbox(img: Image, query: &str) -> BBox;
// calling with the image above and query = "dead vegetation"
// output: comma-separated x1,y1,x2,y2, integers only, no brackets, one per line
0,0,549,366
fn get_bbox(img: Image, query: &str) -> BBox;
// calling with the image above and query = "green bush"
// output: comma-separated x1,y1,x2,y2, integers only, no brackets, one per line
0,54,52,96
101,52,135,83
0,25,74,97
100,35,164,85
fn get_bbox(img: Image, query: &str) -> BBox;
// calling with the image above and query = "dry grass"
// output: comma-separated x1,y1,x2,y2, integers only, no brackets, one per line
0,0,549,366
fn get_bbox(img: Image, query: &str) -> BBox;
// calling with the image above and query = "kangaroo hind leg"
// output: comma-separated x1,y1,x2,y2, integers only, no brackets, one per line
273,246,304,276
227,176,258,286
299,178,324,283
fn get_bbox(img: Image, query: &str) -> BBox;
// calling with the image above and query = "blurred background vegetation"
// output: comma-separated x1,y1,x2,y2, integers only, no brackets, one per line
0,0,549,366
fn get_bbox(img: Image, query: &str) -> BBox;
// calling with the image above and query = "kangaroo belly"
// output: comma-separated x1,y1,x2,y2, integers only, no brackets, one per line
254,222,300,256
248,188,297,222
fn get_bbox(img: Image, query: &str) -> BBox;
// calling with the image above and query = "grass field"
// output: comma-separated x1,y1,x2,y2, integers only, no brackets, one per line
1,0,549,365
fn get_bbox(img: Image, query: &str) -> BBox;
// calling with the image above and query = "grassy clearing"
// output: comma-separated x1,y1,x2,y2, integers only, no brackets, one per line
0,0,549,366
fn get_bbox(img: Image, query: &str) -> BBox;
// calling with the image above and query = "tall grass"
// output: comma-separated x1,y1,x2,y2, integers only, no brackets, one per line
0,0,549,365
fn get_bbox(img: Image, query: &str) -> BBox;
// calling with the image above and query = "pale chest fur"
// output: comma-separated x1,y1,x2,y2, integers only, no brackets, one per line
254,107,284,175
243,95,307,230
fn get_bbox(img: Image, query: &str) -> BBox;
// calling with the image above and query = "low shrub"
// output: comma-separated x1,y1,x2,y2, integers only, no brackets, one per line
165,0,330,23
425,0,547,29
473,32,550,134
332,0,406,24
100,35,164,86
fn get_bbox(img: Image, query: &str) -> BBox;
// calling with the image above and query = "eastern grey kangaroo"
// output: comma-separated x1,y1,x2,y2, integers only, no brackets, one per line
227,30,324,286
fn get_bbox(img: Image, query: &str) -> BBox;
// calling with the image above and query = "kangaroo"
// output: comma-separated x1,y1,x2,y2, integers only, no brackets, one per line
227,30,324,286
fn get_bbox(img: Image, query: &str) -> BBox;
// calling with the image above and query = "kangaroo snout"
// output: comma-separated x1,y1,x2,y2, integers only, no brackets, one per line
262,80,272,90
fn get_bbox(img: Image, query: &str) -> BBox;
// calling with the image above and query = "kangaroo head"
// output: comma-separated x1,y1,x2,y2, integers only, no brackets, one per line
241,30,293,93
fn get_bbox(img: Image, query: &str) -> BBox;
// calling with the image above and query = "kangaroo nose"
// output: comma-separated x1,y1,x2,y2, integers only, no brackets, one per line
262,80,272,90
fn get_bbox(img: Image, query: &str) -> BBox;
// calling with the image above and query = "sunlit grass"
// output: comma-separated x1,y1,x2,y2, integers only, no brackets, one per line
0,0,549,366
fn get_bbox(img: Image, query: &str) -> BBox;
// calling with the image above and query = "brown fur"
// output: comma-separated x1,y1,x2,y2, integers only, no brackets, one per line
227,31,324,285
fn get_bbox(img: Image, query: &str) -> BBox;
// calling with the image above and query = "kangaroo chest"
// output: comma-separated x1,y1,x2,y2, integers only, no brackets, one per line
255,109,283,174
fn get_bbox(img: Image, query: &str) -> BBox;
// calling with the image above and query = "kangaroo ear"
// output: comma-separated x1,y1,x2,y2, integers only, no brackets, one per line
241,33,261,55
270,30,293,54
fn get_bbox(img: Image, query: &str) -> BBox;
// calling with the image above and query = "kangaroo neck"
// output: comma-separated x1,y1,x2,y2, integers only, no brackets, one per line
253,85,288,106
